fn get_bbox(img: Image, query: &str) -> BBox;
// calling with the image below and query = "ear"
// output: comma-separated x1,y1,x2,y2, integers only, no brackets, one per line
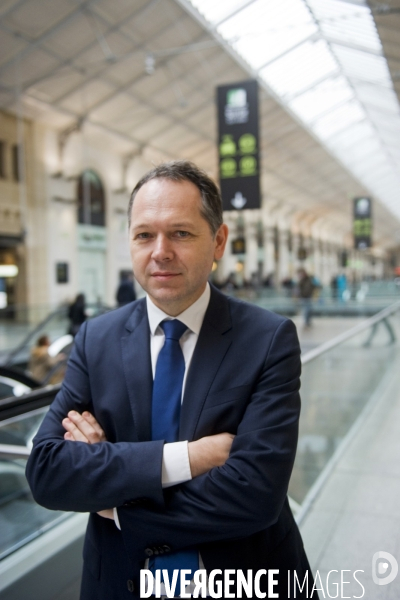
214,224,229,260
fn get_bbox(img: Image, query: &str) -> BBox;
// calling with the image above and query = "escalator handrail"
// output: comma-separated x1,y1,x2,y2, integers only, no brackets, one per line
301,298,400,365
0,384,61,421
3,303,112,367
0,443,31,459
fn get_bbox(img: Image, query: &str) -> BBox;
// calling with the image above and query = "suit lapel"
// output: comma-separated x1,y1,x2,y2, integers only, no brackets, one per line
179,287,232,441
121,299,153,442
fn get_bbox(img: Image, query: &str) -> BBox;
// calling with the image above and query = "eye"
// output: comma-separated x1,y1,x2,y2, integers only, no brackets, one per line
175,230,190,238
135,232,152,240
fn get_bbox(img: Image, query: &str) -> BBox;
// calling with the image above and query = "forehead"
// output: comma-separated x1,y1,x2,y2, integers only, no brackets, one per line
130,178,203,222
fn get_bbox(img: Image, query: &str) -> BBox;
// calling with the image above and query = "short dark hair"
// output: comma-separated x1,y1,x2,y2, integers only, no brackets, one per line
37,335,49,347
127,160,223,236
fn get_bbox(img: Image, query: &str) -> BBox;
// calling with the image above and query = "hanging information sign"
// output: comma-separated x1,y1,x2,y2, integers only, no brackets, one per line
217,80,261,211
353,197,372,249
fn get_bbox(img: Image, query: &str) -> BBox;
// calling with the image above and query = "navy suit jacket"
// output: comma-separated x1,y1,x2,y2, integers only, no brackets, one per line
26,286,310,599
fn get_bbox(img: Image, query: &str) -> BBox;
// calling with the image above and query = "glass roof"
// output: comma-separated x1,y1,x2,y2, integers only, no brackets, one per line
189,0,400,221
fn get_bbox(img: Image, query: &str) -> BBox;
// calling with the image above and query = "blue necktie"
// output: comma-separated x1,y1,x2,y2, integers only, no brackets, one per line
150,320,199,585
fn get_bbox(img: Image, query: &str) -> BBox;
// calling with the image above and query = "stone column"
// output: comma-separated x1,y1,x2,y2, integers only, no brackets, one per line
241,218,257,284
263,226,276,283
278,229,291,283
312,238,322,282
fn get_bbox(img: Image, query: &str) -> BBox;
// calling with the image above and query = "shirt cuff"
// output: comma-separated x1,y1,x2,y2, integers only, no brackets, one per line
113,507,121,530
162,440,192,488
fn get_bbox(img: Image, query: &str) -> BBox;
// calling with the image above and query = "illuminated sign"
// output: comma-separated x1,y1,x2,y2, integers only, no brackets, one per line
217,80,261,211
353,197,372,249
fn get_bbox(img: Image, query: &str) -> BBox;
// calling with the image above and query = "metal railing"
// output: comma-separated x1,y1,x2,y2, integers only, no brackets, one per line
301,299,400,364
292,299,400,522
0,443,31,459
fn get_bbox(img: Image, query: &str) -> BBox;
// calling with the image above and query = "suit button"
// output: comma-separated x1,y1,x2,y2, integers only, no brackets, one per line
127,580,134,593
145,548,153,557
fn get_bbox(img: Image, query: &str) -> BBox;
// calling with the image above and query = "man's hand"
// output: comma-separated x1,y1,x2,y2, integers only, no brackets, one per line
188,432,235,478
62,411,107,444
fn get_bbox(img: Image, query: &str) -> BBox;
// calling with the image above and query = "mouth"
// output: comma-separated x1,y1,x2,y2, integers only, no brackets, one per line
151,272,181,280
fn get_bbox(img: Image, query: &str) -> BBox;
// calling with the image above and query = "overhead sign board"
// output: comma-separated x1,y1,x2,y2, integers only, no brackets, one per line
353,197,372,249
217,80,261,211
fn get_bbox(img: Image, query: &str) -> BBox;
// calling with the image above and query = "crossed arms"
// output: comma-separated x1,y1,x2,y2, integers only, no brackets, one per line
62,409,234,520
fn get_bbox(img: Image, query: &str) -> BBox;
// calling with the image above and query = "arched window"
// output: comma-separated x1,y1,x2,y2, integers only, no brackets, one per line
77,170,106,226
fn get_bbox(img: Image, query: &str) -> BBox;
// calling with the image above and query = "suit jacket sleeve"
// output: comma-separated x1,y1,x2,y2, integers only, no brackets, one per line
26,321,165,512
117,317,301,564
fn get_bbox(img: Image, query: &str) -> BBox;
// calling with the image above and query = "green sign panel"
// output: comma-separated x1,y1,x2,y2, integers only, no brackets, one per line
217,80,261,210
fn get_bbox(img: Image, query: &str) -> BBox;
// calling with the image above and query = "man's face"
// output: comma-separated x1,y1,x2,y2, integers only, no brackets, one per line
129,178,228,316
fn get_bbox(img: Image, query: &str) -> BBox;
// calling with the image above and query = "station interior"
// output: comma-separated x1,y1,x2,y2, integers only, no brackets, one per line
1,0,400,598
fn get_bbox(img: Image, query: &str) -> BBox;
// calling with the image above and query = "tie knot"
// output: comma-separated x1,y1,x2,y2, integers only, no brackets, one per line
161,319,187,341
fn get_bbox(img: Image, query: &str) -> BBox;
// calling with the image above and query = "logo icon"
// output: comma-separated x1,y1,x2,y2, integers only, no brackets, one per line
224,88,249,125
227,89,247,108
230,192,247,209
372,551,398,586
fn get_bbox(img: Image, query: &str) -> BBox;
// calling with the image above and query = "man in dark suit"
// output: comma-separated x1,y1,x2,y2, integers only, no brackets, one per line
26,161,317,599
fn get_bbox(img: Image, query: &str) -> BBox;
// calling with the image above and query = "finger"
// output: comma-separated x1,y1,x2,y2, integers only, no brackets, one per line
64,431,73,441
67,411,99,443
82,412,107,442
62,417,89,443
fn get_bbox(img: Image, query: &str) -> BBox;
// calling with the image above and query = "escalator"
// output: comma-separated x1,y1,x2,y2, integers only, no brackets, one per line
0,387,86,600
0,304,110,400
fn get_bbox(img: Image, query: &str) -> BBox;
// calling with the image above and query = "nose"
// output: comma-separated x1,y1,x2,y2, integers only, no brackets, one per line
151,234,174,261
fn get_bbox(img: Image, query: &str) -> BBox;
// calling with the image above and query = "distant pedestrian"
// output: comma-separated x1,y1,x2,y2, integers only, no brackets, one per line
116,273,136,307
330,275,338,299
68,293,87,337
337,273,348,302
298,268,315,327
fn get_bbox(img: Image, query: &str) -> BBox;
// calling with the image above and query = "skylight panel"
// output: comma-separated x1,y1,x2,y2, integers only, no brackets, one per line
362,169,397,189
373,126,400,149
259,39,338,99
340,139,382,166
326,121,377,155
217,0,317,70
354,85,399,113
333,45,391,85
307,0,381,52
288,75,353,123
311,100,366,139
188,0,251,26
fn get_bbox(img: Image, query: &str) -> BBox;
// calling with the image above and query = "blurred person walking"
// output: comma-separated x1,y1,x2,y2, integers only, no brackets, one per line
116,272,136,307
68,293,87,337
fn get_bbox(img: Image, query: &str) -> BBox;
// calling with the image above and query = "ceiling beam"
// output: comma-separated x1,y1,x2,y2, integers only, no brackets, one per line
0,0,102,76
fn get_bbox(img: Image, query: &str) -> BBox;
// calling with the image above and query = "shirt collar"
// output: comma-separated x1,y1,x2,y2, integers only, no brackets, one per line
146,283,211,336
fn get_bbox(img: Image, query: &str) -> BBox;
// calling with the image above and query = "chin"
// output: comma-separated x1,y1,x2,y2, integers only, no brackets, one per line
149,288,181,304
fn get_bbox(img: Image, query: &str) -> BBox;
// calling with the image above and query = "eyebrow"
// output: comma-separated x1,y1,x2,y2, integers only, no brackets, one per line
131,222,195,231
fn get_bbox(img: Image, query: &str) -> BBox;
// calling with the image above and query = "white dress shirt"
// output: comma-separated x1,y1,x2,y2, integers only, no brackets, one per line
114,283,211,529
